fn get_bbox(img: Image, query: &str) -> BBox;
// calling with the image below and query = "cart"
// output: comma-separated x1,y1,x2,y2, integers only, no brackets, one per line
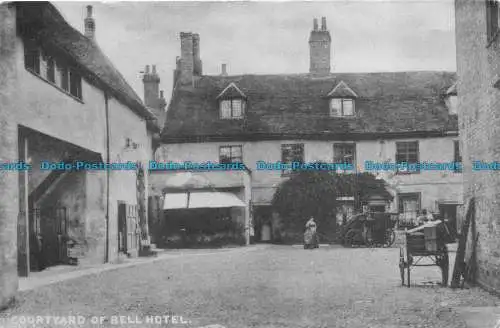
340,212,397,247
364,212,398,247
399,220,449,287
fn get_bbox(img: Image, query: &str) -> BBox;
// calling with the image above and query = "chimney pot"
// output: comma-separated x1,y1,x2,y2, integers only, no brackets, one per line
313,18,318,31
152,65,157,74
321,17,327,30
145,65,150,74
84,5,96,39
221,64,228,76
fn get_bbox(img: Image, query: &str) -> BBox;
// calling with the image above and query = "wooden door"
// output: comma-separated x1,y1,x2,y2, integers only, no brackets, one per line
118,203,139,254
29,208,43,271
55,207,68,264
40,207,58,267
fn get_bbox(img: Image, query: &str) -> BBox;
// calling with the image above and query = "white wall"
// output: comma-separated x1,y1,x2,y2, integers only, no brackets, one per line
157,136,463,211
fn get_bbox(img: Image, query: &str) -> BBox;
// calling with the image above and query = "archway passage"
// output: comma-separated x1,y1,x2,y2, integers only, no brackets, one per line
18,127,103,276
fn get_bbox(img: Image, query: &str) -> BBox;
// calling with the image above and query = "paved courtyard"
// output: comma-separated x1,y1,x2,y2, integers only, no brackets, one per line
1,245,499,328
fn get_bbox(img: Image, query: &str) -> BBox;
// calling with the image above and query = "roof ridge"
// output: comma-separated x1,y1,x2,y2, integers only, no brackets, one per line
201,70,456,79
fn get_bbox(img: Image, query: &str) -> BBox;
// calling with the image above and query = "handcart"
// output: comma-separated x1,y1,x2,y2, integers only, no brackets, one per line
399,220,449,287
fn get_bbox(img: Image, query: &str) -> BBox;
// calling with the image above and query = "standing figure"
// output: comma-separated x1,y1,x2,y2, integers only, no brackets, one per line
304,217,319,249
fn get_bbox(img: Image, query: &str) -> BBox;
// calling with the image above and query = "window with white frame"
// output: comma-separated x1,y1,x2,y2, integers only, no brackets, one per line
220,98,245,119
281,143,304,175
395,141,419,174
219,145,243,164
333,143,356,172
329,98,355,117
398,192,421,224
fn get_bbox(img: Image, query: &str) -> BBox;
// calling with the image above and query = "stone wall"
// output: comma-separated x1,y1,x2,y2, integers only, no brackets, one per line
455,0,500,293
0,3,19,310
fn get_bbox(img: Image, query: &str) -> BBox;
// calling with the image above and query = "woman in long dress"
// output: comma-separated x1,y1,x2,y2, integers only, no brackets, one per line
304,217,318,248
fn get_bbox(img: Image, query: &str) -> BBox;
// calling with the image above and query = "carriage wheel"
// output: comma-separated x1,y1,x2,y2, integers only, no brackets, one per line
399,248,405,286
345,230,356,247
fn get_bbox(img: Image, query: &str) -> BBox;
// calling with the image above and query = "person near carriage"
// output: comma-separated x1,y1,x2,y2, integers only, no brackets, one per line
304,217,319,249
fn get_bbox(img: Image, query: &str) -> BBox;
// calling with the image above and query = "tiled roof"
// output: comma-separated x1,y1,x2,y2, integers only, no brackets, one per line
15,2,160,132
163,71,457,142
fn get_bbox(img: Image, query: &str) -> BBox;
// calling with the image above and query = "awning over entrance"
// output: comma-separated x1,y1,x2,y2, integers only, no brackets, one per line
163,192,246,210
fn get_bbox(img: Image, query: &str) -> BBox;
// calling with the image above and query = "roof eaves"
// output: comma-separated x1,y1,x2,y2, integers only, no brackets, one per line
29,2,157,125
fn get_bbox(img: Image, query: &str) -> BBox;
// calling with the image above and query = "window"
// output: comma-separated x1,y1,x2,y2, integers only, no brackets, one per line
333,143,356,172
398,193,421,225
220,98,245,119
59,64,69,91
395,141,419,174
69,69,82,99
454,140,462,173
219,145,243,164
281,143,304,175
330,98,355,117
24,39,40,74
24,38,83,101
487,0,500,43
39,50,49,80
47,58,55,83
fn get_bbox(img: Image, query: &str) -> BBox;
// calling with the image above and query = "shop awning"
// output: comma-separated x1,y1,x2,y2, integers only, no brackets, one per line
163,193,189,209
163,192,246,210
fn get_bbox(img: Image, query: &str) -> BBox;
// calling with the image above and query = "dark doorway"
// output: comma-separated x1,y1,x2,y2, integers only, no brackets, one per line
31,206,68,270
369,205,386,213
253,206,273,243
439,203,458,235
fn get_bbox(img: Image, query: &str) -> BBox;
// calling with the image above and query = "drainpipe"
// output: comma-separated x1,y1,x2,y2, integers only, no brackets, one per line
104,92,110,263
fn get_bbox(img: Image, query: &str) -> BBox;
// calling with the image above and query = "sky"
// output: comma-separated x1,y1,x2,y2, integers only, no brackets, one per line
54,1,456,103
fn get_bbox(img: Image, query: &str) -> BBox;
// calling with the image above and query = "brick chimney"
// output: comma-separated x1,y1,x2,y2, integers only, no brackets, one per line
84,5,95,40
221,64,228,76
142,64,167,126
179,32,194,85
143,64,160,108
192,33,202,76
309,16,331,75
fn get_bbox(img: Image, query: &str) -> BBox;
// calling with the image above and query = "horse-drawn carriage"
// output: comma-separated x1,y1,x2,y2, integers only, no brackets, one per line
340,212,397,247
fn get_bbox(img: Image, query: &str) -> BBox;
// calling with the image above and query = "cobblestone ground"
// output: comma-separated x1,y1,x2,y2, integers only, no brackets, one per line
2,245,499,328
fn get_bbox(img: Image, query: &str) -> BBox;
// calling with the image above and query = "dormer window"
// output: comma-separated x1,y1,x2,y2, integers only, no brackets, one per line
217,82,247,120
327,81,357,117
220,98,246,119
330,98,355,117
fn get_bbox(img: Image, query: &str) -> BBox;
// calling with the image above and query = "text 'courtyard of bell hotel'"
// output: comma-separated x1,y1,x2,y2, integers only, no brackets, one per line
1,1,500,311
